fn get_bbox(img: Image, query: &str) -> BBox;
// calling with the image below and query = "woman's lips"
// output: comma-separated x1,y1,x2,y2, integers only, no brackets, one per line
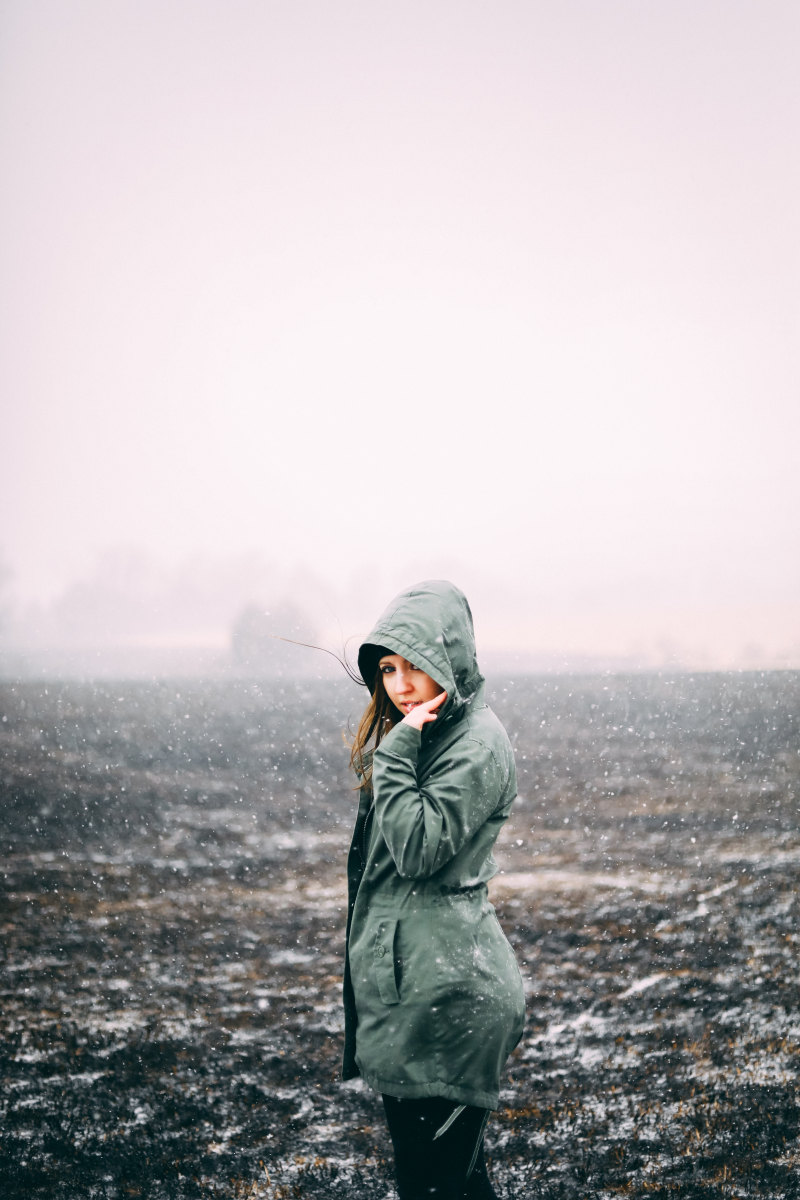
401,701,423,712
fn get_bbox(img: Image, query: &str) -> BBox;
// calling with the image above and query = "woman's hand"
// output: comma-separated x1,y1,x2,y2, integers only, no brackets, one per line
400,691,447,730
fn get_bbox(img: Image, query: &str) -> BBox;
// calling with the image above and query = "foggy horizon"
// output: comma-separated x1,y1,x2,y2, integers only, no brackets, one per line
1,542,796,677
2,1,798,675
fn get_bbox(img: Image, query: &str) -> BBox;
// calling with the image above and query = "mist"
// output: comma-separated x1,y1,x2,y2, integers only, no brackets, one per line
2,1,798,675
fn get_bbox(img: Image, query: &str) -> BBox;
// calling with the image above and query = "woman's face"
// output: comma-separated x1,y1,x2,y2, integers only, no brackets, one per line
378,654,442,717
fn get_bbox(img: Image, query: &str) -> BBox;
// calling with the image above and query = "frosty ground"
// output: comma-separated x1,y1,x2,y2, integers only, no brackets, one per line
1,673,799,1199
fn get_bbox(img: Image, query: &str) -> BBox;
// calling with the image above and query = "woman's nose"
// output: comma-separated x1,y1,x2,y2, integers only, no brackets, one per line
394,670,412,693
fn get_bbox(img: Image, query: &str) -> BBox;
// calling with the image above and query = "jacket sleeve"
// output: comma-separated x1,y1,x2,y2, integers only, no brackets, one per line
371,721,509,880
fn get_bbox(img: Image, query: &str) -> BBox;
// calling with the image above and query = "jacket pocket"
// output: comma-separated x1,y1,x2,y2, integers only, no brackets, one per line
372,917,400,1005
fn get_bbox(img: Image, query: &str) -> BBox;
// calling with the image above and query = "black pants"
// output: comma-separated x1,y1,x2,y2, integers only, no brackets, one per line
382,1095,499,1200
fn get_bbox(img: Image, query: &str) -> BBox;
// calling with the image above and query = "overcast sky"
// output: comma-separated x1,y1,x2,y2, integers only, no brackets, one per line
1,0,798,669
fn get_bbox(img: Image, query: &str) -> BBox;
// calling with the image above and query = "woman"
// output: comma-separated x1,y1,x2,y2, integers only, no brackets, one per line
343,580,525,1200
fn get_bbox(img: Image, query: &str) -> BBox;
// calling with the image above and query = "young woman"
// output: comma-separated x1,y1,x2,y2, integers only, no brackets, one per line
343,580,525,1200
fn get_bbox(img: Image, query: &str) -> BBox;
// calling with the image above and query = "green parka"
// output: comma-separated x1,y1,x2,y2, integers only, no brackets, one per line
342,581,525,1110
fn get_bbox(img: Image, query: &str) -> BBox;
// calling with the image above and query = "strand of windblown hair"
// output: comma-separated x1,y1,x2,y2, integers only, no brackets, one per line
270,634,364,684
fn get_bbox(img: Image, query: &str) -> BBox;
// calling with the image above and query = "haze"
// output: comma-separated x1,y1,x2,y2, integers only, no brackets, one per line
1,0,798,674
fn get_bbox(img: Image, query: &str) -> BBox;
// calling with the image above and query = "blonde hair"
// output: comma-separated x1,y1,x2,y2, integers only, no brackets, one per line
274,633,401,787
349,664,401,787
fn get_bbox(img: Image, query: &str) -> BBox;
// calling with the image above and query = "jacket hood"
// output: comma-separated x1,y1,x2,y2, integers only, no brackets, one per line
358,580,484,722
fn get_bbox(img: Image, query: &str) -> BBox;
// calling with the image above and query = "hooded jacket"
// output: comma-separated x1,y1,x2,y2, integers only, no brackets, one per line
342,581,525,1109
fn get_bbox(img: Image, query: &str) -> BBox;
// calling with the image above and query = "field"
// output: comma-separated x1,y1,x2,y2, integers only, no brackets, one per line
1,672,799,1199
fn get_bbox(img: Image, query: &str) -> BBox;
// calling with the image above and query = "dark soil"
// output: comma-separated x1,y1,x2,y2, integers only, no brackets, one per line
1,673,799,1199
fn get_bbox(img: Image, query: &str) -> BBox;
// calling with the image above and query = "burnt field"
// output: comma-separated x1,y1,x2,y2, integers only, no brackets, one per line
1,671,799,1200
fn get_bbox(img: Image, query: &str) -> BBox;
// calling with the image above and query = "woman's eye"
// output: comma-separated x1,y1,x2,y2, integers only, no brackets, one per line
380,665,394,674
